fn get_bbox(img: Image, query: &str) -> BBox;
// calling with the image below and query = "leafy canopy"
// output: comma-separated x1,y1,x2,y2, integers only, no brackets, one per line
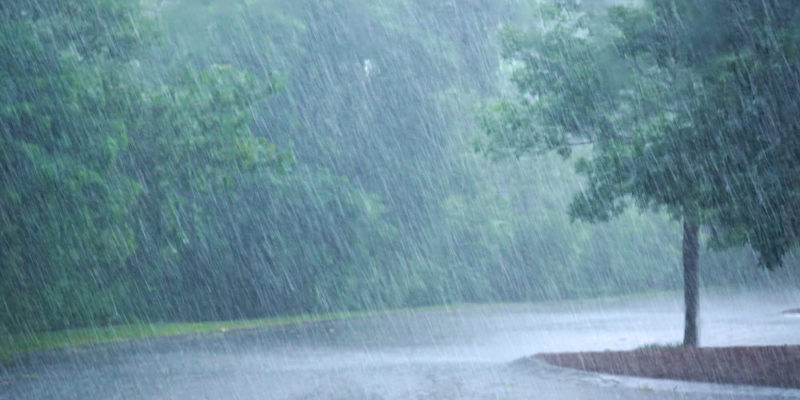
480,0,800,267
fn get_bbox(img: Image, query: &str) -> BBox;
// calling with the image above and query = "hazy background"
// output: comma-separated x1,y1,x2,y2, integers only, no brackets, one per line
2,0,797,336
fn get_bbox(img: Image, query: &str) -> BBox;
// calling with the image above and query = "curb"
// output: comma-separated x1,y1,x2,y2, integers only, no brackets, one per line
513,357,800,398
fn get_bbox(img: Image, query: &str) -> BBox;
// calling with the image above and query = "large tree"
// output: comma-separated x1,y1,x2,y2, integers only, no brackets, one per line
481,0,800,346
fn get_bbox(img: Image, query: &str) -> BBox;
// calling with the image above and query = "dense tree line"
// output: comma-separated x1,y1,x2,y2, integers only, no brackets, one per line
2,0,796,335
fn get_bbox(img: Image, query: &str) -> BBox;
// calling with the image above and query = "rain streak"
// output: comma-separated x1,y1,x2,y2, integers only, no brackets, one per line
1,1,799,399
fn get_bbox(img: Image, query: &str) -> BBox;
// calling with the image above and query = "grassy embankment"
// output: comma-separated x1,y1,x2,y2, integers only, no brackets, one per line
0,310,382,363
1,291,681,363
0,290,702,363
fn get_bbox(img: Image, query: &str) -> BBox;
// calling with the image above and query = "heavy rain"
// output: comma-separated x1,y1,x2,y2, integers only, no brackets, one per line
1,0,799,399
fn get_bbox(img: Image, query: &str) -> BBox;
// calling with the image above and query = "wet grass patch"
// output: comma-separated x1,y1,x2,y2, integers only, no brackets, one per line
0,310,382,363
636,342,682,350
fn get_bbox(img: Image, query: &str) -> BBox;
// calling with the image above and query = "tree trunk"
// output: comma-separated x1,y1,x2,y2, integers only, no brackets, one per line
682,220,699,347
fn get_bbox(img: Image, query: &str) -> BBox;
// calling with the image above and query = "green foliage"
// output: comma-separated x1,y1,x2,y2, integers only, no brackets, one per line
483,0,800,268
0,0,289,333
607,0,800,267
0,0,150,333
4,0,796,337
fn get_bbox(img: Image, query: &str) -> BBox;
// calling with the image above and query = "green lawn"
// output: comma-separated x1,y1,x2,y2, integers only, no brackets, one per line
0,310,380,363
2,295,680,364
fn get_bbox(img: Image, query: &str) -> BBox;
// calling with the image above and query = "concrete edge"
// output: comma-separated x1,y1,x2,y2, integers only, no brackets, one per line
513,357,800,398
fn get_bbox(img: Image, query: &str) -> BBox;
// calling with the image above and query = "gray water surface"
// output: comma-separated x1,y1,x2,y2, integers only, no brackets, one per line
3,290,799,399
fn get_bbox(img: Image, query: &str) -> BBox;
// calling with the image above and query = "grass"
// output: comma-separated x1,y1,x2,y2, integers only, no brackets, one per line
1,295,675,364
0,292,697,364
636,342,682,350
0,309,383,363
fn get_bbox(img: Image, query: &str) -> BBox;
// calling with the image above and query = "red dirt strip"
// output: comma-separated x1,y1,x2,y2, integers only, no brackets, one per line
536,345,800,389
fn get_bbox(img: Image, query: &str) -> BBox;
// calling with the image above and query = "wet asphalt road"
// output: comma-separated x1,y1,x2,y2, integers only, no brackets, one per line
3,289,799,399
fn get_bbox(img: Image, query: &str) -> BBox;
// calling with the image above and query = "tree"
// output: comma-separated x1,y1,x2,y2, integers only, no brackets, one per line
606,0,800,345
0,1,151,332
625,0,800,270
0,0,288,332
480,0,800,347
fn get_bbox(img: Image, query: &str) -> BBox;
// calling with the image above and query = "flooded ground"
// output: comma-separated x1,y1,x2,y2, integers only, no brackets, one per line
3,289,799,399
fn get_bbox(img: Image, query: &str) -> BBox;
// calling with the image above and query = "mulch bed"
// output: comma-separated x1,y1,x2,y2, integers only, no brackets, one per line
535,345,800,389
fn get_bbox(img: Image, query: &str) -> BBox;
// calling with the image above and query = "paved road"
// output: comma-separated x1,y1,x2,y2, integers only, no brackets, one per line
3,289,799,399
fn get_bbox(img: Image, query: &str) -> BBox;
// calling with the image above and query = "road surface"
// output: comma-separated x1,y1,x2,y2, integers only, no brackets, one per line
3,289,799,399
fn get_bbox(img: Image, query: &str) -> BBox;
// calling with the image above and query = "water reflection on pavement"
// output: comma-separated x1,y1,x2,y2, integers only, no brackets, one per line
3,289,799,399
